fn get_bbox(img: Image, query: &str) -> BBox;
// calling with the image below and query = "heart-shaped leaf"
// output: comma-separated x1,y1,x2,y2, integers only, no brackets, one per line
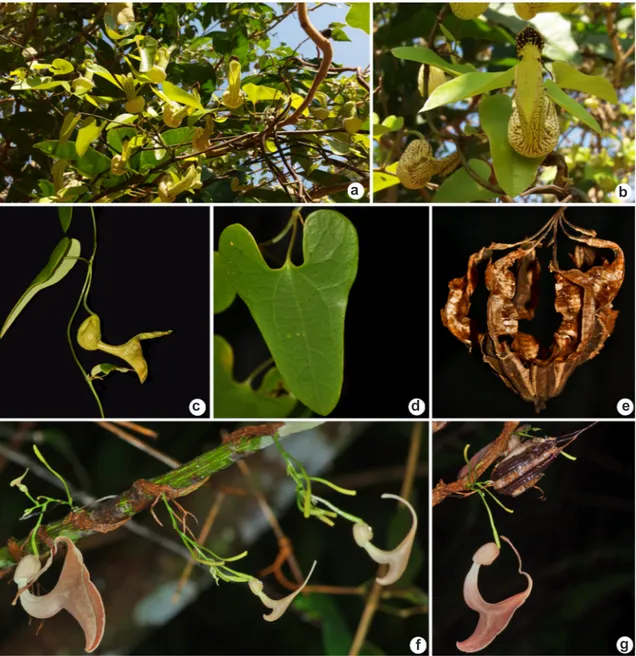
1,237,81,338
219,211,359,415
345,2,370,34
50,58,74,75
479,94,543,197
214,335,297,418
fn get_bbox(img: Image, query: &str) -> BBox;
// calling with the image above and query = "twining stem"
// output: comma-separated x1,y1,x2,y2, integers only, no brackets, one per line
0,424,287,572
66,211,104,418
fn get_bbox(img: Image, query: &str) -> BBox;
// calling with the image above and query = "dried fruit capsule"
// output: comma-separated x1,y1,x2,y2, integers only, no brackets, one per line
396,139,460,189
508,93,559,158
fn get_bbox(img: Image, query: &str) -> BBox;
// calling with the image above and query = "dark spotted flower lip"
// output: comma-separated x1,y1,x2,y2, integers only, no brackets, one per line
516,25,545,56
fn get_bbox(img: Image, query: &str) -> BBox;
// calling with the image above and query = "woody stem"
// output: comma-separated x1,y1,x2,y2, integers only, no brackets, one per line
0,424,288,572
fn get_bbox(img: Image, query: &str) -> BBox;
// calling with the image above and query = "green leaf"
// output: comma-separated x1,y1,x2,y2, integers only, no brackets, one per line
86,63,122,90
11,77,71,91
423,67,516,111
434,159,500,202
331,27,351,42
242,83,306,113
391,46,476,76
214,251,236,314
373,168,400,193
294,594,353,655
479,94,542,197
345,3,370,34
35,140,111,177
89,363,133,380
213,335,297,418
139,36,158,73
58,207,72,233
76,117,103,157
219,211,359,415
59,112,82,145
1,237,81,338
50,58,74,75
105,113,138,130
373,114,404,137
161,81,204,111
552,61,618,104
544,80,603,135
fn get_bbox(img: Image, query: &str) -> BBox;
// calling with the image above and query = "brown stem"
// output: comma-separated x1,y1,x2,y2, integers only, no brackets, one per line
278,3,333,128
432,422,520,506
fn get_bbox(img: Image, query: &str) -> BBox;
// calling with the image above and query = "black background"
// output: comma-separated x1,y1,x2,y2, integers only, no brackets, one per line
214,206,429,419
432,206,635,418
433,421,635,655
0,207,210,418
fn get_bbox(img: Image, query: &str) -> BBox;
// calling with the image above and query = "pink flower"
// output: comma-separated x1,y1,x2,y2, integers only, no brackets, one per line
457,536,533,653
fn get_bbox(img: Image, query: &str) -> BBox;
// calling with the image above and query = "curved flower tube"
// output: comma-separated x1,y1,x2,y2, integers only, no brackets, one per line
222,59,244,110
77,314,172,383
457,536,533,653
248,560,317,622
352,493,418,586
13,536,105,653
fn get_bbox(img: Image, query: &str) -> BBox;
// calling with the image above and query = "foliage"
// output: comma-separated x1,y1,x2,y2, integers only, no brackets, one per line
215,208,359,418
0,3,370,203
373,2,635,202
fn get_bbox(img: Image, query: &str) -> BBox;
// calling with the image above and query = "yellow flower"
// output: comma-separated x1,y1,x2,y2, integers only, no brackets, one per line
77,314,172,383
222,59,244,110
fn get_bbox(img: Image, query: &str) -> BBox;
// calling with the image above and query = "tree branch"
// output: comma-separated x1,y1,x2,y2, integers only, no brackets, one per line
0,422,290,573
432,421,519,506
278,3,333,128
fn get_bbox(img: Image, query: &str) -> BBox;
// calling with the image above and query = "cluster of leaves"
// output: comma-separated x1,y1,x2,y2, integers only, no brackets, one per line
0,3,370,203
214,209,359,417
373,2,635,202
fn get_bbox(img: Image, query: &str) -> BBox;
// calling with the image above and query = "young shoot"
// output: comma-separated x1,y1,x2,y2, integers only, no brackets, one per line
271,433,362,527
161,496,251,585
9,446,76,558
461,443,513,549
